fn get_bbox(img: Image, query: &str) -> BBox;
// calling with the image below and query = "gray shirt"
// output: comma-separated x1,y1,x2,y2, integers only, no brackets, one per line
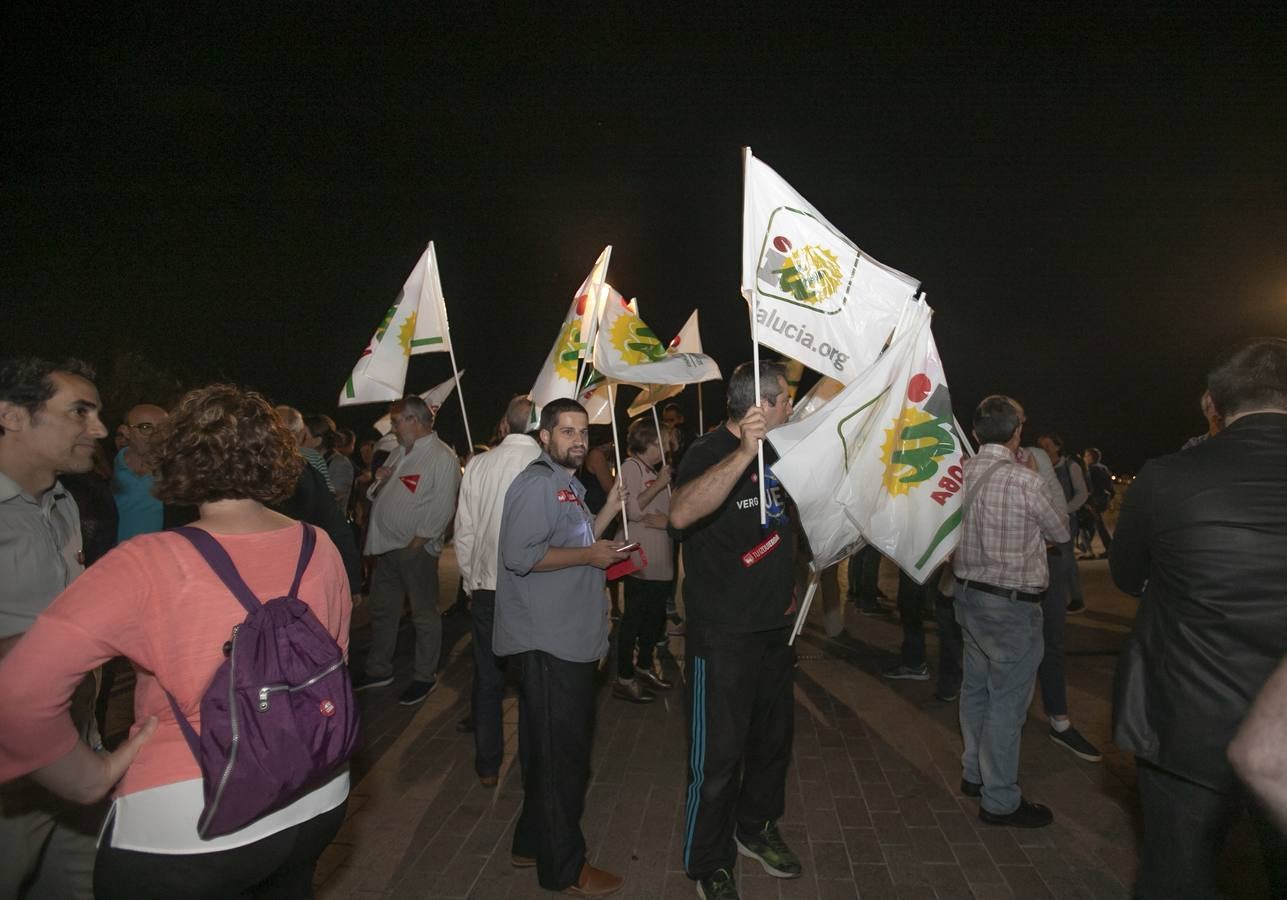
0,471,84,639
493,452,609,662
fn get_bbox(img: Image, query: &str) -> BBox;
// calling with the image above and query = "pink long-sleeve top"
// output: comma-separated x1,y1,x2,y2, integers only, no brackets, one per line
0,523,351,798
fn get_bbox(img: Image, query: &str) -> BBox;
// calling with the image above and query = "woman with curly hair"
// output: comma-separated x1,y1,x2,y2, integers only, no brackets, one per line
0,384,353,899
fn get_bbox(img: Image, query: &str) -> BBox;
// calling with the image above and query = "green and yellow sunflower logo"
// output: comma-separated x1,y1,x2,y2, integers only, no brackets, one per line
609,311,668,365
774,244,844,305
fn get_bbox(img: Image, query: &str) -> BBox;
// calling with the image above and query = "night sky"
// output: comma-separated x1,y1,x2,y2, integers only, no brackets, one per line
4,7,1285,471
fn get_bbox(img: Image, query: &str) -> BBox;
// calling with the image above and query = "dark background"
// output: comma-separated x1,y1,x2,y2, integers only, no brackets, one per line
4,6,1285,471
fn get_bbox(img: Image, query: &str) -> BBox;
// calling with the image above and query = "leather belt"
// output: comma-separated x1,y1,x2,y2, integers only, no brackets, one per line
956,578,1041,604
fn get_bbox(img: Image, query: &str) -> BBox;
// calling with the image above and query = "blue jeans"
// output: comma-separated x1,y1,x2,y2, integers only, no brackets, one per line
956,586,1044,815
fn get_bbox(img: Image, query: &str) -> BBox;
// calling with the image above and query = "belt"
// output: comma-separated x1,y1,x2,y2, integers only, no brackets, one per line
956,578,1041,604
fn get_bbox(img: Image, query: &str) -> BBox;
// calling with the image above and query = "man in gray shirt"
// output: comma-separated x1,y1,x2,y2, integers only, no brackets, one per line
495,398,628,898
0,357,109,899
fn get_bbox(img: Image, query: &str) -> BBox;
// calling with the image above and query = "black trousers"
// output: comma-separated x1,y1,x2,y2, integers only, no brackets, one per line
617,576,671,679
512,650,596,891
469,590,507,777
94,800,347,900
1135,759,1287,899
683,624,794,881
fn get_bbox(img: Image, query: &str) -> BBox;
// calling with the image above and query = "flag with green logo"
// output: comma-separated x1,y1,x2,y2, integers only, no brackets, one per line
742,152,920,384
626,310,719,417
768,299,964,582
591,287,721,387
339,242,452,407
529,246,611,411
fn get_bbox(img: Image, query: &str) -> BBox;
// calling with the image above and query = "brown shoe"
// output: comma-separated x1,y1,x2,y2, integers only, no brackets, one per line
636,666,672,691
562,862,623,897
611,678,655,704
479,774,498,787
511,853,536,868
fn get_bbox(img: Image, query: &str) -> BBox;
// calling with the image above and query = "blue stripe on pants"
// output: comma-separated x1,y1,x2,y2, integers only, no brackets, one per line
683,657,706,870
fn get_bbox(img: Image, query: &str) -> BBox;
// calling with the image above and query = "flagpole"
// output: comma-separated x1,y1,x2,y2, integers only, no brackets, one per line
574,249,611,399
650,403,672,496
742,146,767,527
697,382,704,434
607,382,628,541
789,570,820,646
428,243,474,452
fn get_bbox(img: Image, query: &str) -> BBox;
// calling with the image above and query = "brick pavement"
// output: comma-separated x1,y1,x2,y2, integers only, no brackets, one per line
314,552,1270,899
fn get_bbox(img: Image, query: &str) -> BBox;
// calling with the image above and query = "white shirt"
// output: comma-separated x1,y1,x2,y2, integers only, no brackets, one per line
364,433,461,556
453,435,541,594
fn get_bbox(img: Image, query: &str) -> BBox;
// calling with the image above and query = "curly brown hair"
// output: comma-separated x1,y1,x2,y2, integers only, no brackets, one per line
152,384,303,506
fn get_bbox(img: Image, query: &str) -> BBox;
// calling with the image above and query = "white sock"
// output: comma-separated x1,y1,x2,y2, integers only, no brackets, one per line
1051,718,1071,733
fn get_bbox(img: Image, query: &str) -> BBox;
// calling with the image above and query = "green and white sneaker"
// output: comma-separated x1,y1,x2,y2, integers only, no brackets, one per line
735,821,803,879
696,867,739,899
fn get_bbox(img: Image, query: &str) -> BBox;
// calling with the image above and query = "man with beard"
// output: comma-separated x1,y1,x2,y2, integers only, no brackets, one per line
494,398,628,897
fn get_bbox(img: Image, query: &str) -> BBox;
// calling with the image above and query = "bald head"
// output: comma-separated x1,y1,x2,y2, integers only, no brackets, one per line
124,403,168,456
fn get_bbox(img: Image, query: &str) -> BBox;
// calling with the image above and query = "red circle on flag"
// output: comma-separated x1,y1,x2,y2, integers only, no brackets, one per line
772,235,792,253
319,700,336,718
907,374,932,403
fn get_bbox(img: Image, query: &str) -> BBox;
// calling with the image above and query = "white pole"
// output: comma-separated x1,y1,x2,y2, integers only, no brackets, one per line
430,242,474,452
608,382,628,541
742,147,766,527
789,571,820,646
651,403,672,496
697,381,704,434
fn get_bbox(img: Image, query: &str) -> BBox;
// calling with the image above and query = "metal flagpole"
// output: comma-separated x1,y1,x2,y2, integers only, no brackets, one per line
607,382,628,540
650,403,672,496
697,381,704,434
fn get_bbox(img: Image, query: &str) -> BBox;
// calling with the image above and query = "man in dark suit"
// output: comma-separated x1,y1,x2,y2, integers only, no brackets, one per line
1111,338,1287,899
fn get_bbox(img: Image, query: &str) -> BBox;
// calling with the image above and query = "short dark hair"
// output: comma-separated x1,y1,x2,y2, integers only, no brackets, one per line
972,395,1022,445
1032,428,1063,451
153,384,303,506
0,357,96,435
726,360,788,421
1207,339,1287,417
1084,447,1102,464
539,398,587,433
626,417,668,456
303,414,337,452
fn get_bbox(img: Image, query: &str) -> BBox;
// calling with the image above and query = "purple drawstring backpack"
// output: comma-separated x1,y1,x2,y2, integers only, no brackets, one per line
164,523,360,838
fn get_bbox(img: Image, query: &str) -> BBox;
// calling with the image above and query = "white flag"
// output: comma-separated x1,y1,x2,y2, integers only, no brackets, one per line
592,286,722,388
339,243,452,406
626,310,715,417
768,300,965,581
529,247,612,409
372,371,464,436
742,153,919,383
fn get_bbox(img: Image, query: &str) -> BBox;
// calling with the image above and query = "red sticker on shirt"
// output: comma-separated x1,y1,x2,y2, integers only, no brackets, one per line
740,531,781,568
400,475,420,493
556,489,578,503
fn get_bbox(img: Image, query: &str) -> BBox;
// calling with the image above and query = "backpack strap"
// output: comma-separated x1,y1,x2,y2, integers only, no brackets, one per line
162,523,318,758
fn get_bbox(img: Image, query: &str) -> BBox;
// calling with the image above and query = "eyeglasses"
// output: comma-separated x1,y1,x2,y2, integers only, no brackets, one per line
127,422,158,434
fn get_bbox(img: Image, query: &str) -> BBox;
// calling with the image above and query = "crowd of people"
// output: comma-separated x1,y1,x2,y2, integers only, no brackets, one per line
0,338,1283,899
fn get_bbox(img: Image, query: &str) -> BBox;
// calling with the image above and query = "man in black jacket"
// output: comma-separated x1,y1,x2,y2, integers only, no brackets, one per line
1111,338,1287,899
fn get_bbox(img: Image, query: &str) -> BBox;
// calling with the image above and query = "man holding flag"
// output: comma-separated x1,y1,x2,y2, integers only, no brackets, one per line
669,361,802,898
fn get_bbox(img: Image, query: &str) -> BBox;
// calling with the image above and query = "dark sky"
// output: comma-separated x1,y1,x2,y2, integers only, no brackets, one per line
4,7,1285,470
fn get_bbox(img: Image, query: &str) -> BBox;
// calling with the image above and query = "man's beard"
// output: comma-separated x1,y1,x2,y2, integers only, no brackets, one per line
548,445,585,469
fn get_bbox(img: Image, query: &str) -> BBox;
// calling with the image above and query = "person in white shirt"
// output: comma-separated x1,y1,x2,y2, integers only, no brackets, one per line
452,396,540,785
353,396,461,706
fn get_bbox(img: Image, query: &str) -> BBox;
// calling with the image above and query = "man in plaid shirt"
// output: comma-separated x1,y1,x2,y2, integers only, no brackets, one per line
952,395,1068,828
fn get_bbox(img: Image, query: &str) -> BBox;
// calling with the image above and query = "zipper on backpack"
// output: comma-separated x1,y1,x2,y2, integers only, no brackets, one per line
256,656,345,712
199,623,243,837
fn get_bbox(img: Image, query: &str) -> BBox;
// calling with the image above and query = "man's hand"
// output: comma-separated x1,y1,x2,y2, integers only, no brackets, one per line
654,465,672,489
375,466,392,481
406,536,428,552
738,406,768,455
644,512,669,528
586,539,630,569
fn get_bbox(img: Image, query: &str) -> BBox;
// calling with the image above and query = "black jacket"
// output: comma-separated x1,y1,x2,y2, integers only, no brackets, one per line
274,464,363,595
1110,413,1287,791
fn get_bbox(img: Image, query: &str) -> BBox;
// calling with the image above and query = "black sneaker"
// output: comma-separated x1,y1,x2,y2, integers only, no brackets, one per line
1049,725,1102,761
696,867,739,899
398,680,437,705
960,778,982,798
979,798,1053,828
1066,601,1086,615
352,673,394,692
735,820,802,879
859,602,888,616
883,663,930,681
934,688,959,702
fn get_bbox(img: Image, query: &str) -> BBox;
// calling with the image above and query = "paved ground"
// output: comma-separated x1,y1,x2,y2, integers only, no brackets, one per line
309,549,1270,899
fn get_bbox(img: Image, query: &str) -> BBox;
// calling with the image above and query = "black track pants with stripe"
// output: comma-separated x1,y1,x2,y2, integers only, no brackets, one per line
682,623,794,880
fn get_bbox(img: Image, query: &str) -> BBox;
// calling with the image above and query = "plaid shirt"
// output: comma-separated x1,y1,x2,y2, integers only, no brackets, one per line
952,444,1070,592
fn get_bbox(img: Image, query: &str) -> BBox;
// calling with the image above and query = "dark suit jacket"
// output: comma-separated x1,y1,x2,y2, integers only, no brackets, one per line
1111,413,1287,791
